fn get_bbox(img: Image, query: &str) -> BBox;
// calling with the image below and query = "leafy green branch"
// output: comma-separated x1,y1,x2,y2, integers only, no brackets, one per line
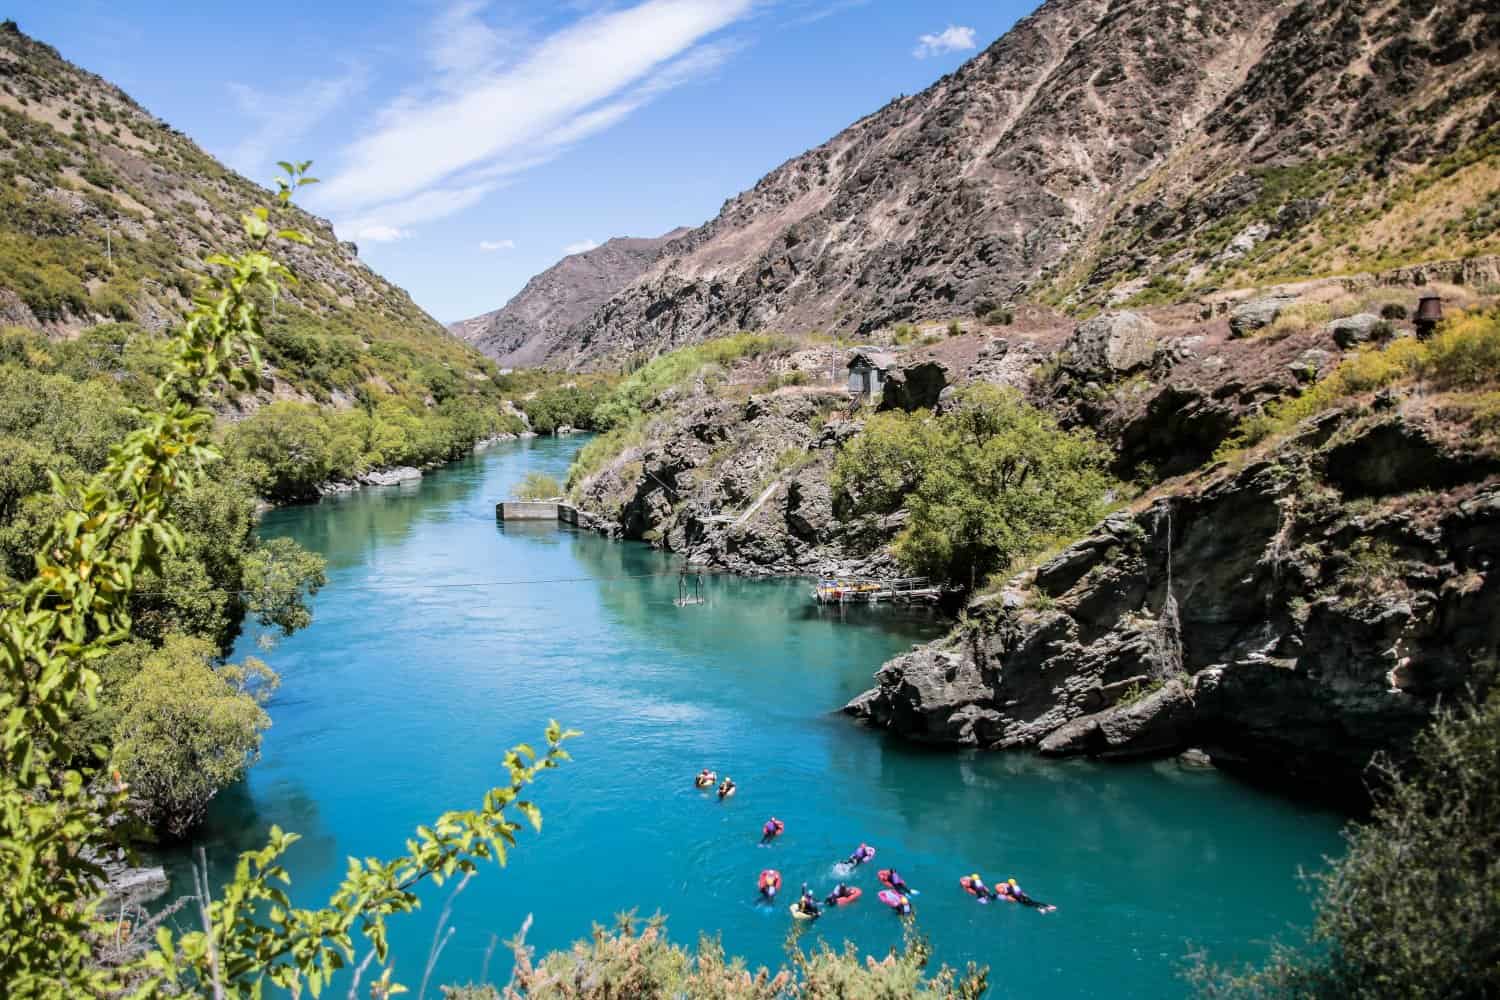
0,159,578,999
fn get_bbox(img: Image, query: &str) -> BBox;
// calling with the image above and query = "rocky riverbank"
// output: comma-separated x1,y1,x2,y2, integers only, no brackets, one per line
565,275,1499,798
845,399,1500,796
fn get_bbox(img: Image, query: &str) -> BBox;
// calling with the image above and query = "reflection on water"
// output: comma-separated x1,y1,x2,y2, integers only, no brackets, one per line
152,436,1344,998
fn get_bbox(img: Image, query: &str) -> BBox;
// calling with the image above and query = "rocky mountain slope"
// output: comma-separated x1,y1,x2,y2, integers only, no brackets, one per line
0,21,499,408
495,0,1496,370
450,229,686,367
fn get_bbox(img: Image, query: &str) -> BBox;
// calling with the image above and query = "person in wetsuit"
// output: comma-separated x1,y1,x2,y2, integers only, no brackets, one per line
825,882,855,905
797,882,822,918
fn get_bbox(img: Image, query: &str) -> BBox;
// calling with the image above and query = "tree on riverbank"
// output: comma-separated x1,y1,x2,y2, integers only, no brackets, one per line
832,384,1116,590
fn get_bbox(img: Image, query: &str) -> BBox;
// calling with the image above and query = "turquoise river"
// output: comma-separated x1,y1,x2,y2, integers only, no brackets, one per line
168,435,1346,996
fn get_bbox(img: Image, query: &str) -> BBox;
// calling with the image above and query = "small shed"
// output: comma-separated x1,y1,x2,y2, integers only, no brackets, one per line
847,349,896,401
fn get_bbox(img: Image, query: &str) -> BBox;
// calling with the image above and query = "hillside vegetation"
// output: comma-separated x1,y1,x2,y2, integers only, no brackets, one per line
0,22,510,465
0,20,525,846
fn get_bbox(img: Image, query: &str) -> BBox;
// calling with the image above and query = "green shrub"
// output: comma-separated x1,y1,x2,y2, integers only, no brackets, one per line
984,307,1014,326
515,471,562,500
110,635,277,839
521,383,609,434
1380,302,1408,321
1422,308,1500,389
833,384,1116,589
489,914,988,999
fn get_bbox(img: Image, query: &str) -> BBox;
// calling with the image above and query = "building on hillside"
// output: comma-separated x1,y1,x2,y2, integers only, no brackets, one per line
847,348,896,401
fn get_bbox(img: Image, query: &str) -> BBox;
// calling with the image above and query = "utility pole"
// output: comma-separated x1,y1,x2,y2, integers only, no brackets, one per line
105,223,112,268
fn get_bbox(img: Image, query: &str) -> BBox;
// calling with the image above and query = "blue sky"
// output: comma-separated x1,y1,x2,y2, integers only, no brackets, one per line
11,1,1036,323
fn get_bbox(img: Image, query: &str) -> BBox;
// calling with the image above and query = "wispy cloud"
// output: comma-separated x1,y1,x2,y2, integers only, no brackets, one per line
227,66,367,180
337,185,494,245
355,224,411,244
479,238,516,251
782,0,873,27
913,24,977,59
563,238,600,255
317,0,755,241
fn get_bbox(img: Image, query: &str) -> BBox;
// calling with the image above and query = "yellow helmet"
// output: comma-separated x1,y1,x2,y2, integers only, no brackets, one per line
1008,879,1017,886
970,873,980,881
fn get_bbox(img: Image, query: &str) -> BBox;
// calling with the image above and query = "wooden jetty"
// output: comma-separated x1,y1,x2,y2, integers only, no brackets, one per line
812,576,941,605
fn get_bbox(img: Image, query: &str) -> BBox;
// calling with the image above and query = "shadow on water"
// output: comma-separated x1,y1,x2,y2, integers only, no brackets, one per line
150,779,337,904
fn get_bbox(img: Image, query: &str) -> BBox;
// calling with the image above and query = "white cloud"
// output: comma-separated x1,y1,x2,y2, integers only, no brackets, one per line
226,66,367,179
429,1,509,80
355,224,411,243
315,0,754,239
913,24,977,59
479,239,516,251
337,185,493,248
563,239,600,255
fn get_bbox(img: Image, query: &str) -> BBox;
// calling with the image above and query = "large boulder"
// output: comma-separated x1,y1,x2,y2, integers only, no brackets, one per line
879,360,951,412
1327,313,1382,348
1038,676,1194,759
1229,295,1296,338
1063,311,1158,379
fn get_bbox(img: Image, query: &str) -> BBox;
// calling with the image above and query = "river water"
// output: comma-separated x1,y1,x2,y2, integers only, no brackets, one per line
172,435,1345,996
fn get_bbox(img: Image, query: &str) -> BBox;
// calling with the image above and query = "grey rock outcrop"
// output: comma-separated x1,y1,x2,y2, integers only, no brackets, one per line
1063,311,1158,379
1327,313,1382,348
573,388,896,577
847,405,1500,796
879,360,951,412
1228,295,1295,338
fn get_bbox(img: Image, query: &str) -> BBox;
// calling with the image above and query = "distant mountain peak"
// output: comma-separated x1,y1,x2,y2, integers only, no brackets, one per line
449,227,689,367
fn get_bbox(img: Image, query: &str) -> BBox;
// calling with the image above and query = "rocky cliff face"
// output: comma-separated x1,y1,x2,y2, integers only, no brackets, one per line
493,0,1496,370
450,229,687,367
846,400,1500,796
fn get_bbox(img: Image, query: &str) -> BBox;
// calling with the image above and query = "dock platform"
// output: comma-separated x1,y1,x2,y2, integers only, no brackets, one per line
495,501,594,527
812,576,941,605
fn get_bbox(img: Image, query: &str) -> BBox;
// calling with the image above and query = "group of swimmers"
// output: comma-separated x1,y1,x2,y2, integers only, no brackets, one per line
695,768,736,799
696,771,1054,922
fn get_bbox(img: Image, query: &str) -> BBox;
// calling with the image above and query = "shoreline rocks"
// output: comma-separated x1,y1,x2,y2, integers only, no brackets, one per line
846,406,1500,799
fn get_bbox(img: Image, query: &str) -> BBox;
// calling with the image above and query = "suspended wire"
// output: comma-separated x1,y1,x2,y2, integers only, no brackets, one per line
120,569,687,600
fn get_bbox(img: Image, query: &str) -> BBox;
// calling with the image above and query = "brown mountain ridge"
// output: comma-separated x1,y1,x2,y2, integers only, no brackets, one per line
465,0,1497,370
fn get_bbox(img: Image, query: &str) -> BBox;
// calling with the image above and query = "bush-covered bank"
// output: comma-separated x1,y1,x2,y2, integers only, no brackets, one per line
0,162,584,997
225,396,524,502
443,916,988,999
0,323,332,841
